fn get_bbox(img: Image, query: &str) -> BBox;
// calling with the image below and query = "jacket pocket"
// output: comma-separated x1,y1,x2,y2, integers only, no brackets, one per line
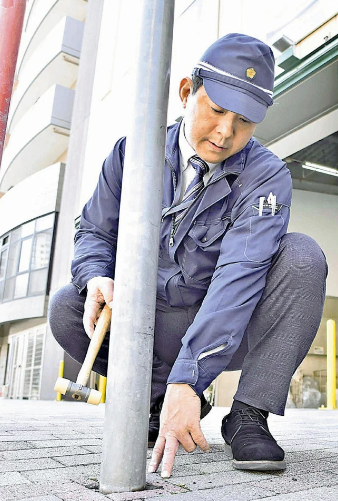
186,218,230,249
181,218,230,282
244,214,284,263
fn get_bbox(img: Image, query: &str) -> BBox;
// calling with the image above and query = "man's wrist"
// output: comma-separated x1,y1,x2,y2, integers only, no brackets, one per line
87,276,113,288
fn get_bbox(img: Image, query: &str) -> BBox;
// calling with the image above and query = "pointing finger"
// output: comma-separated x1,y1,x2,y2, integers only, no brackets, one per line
161,434,179,478
148,436,165,473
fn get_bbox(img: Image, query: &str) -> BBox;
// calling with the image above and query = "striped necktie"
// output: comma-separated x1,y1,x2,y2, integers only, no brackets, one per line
173,154,209,232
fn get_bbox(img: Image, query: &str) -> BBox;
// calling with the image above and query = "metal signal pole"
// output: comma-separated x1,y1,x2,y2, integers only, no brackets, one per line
99,0,176,493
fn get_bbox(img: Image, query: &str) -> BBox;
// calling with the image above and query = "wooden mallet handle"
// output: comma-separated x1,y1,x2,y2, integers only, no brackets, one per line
76,304,112,386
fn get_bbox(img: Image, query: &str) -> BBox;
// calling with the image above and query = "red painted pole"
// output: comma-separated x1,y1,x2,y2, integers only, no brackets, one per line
0,0,26,171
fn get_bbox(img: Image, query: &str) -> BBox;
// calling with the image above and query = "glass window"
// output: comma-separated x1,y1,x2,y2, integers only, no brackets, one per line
31,231,52,270
4,277,15,301
14,273,29,298
28,269,48,295
34,332,44,366
25,334,34,368
31,367,41,398
6,242,20,277
18,238,33,273
0,249,8,279
11,227,22,244
0,213,55,303
36,214,54,232
21,221,35,238
0,280,4,302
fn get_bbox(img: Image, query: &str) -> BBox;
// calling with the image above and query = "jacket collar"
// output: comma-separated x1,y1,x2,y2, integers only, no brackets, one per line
165,121,251,177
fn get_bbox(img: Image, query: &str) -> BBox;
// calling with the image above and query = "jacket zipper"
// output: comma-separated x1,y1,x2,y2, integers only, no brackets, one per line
165,156,178,247
197,343,227,361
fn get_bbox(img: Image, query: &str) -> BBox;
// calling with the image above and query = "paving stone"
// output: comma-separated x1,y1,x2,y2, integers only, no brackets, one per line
55,453,101,467
0,426,36,432
146,483,276,501
107,490,168,501
82,446,102,454
173,444,225,456
155,458,233,479
0,481,106,501
286,449,338,463
254,471,338,495
0,472,30,487
0,442,33,452
0,457,64,473
283,442,338,452
251,486,338,501
17,497,62,501
21,464,101,483
171,450,231,467
28,439,102,449
52,483,108,501
165,469,272,490
0,433,57,442
2,402,338,500
106,479,187,500
0,446,93,461
275,458,338,476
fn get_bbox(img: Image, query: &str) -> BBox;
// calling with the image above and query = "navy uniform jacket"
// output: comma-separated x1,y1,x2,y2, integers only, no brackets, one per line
71,121,292,395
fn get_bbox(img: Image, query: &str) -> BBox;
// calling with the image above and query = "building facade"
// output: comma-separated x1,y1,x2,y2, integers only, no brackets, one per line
0,0,88,399
0,0,337,408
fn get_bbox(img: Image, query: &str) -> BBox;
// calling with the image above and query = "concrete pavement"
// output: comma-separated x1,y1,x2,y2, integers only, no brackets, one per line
0,400,338,500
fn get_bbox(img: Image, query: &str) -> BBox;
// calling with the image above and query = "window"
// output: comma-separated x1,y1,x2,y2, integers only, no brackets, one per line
7,326,46,400
0,248,8,280
31,231,52,270
0,214,55,304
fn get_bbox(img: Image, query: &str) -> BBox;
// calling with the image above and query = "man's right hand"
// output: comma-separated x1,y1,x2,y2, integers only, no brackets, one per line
83,276,114,338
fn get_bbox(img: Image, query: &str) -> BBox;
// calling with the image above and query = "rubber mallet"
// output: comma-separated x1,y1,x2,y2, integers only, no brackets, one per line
54,304,111,405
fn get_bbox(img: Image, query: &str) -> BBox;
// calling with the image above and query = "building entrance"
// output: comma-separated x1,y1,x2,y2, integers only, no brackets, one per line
6,325,46,399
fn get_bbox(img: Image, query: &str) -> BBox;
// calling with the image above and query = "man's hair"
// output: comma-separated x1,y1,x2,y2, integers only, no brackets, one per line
191,74,203,94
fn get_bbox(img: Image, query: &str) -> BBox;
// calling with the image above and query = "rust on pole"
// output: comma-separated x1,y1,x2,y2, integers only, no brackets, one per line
0,0,27,170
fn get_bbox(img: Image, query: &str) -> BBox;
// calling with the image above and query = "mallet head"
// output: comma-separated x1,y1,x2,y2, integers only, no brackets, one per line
54,377,101,405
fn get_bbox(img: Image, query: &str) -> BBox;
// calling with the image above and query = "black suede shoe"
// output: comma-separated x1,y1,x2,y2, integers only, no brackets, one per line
148,393,212,447
221,407,286,471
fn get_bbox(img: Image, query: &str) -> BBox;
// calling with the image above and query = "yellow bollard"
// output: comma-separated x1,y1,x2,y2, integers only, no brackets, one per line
98,376,107,403
327,320,336,410
56,360,65,401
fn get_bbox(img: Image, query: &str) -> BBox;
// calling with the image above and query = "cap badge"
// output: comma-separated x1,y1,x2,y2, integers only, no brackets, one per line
246,67,256,79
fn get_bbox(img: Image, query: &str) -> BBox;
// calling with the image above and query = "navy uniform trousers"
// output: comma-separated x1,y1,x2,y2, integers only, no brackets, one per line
48,232,327,416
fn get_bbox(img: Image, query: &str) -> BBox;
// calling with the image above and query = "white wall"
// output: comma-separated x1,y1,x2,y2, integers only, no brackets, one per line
0,162,64,238
289,189,338,297
78,0,223,209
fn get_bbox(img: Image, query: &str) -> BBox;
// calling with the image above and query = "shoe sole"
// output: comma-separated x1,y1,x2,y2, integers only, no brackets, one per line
232,459,286,471
224,444,286,471
233,459,286,471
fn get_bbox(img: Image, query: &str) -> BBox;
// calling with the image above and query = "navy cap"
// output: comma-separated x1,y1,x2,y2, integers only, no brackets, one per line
193,33,275,123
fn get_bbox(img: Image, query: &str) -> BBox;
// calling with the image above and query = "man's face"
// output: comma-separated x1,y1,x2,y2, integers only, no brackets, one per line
180,78,257,163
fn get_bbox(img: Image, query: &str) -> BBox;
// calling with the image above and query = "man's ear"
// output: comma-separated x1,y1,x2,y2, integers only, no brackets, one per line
179,77,193,108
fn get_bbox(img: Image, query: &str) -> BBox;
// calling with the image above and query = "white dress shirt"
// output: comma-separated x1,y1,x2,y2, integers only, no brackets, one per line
178,121,220,203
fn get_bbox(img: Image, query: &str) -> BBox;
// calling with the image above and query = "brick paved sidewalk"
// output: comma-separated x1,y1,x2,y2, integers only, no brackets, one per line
0,400,338,500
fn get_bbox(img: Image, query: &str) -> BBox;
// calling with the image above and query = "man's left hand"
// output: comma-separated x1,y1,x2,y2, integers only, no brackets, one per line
148,383,210,478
